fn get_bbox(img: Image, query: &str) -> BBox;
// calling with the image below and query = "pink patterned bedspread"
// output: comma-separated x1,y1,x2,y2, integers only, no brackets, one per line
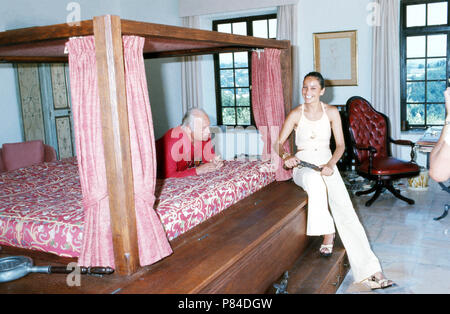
0,158,275,257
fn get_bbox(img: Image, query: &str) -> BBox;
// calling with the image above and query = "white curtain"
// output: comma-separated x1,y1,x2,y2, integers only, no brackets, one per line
372,0,401,157
181,16,203,115
277,4,300,108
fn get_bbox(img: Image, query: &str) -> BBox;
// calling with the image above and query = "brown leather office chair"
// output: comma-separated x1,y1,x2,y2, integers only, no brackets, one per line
346,96,420,207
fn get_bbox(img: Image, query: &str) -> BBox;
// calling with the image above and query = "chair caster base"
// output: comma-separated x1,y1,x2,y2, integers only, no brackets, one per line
356,180,415,207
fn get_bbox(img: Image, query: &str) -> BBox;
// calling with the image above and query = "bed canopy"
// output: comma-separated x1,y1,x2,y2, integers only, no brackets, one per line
0,15,293,276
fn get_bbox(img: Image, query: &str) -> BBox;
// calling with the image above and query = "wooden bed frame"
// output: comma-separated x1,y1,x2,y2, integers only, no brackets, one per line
0,15,309,293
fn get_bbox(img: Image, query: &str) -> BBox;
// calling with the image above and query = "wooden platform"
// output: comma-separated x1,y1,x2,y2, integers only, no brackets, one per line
268,236,349,294
0,181,310,294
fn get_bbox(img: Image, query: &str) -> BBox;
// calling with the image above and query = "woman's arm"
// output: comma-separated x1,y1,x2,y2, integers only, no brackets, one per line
321,105,345,175
429,87,450,182
275,107,301,168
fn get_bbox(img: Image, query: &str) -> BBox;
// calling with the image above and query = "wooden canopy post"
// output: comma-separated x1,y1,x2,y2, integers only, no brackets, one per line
279,43,294,152
93,15,140,276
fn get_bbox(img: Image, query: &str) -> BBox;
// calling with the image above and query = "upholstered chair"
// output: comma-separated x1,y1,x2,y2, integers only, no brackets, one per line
346,96,420,207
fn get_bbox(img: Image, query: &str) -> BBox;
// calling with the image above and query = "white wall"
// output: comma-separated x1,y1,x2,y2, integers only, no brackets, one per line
117,0,183,140
297,0,373,106
196,0,375,109
179,0,297,17
197,0,375,158
1,1,423,165
0,64,22,145
0,0,181,145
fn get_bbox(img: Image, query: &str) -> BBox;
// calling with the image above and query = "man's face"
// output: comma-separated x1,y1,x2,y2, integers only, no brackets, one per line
191,114,211,142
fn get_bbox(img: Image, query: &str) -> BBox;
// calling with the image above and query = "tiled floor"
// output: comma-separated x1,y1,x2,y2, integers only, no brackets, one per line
336,177,450,294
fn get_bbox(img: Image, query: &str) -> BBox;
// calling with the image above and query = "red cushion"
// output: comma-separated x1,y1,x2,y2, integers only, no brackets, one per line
358,157,420,176
1,140,45,171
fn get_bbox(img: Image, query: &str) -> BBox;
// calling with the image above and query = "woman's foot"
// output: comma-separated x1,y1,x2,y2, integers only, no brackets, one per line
362,272,395,290
319,233,335,257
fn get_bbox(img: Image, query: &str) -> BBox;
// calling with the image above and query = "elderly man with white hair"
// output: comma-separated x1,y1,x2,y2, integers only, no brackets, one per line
156,108,223,178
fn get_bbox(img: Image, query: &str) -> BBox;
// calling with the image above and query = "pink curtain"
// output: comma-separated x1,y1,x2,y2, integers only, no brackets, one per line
66,36,115,267
251,49,292,181
122,36,172,265
66,35,172,268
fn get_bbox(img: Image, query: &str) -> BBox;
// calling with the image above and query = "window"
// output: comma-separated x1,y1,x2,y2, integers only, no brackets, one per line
401,0,449,130
213,14,277,126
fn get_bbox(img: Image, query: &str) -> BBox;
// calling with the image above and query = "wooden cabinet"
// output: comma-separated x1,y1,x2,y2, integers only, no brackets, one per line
16,63,75,159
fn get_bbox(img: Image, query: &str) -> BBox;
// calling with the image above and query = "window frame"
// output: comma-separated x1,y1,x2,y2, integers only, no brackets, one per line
400,0,450,130
212,13,277,127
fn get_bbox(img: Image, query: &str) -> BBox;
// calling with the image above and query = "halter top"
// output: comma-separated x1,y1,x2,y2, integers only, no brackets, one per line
295,102,332,165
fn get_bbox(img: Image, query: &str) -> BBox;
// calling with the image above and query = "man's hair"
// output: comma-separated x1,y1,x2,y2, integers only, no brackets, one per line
182,108,208,129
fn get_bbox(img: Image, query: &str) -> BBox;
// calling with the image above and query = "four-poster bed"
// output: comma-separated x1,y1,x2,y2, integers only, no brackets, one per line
0,15,340,293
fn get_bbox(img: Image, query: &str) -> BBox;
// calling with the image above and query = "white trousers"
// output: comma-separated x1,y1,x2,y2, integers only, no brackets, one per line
293,165,382,282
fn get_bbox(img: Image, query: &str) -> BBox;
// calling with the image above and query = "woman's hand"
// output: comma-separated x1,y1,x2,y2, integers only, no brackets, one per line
284,156,300,169
320,163,335,176
444,87,450,118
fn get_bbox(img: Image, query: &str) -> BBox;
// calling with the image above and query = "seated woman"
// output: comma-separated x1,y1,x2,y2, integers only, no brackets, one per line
156,108,223,178
276,72,394,290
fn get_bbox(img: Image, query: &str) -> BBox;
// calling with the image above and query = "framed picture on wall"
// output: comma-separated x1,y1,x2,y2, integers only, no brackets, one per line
313,30,358,86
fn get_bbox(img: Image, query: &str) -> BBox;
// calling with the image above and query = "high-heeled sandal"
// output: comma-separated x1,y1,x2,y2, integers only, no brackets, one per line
362,276,395,290
319,234,335,257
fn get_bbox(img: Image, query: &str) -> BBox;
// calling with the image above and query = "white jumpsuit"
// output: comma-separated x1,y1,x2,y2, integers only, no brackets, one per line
292,103,382,282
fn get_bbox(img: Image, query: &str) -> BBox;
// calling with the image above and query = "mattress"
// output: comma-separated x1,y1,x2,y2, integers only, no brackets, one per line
0,157,275,257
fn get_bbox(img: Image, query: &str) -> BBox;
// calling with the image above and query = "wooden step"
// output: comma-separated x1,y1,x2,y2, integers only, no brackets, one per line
268,236,350,294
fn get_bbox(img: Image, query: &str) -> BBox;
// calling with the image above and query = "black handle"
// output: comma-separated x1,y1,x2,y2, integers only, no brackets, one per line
48,266,114,275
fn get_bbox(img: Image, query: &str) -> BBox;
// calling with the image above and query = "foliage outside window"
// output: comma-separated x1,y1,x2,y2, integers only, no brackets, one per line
401,0,449,129
213,14,277,126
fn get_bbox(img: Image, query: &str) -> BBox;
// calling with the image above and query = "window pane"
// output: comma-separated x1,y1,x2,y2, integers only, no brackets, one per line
221,89,235,107
219,53,233,68
220,69,234,87
253,20,268,38
407,103,425,124
407,4,426,27
427,81,446,102
235,69,249,87
407,59,425,80
407,82,425,102
427,34,447,57
427,103,446,124
233,52,248,68
236,88,250,106
427,58,447,80
232,22,247,35
269,19,277,38
217,23,231,34
222,108,236,125
407,36,426,58
427,2,448,26
237,107,251,125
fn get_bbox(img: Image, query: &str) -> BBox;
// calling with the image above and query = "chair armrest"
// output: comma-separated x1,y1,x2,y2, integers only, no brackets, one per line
390,138,415,146
355,145,377,154
389,138,416,161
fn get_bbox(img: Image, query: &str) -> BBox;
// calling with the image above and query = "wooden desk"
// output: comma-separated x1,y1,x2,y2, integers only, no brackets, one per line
417,128,449,221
